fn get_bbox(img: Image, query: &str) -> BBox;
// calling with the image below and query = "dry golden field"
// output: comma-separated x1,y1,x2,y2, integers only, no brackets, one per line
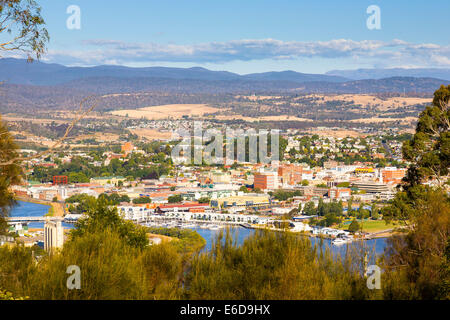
129,128,173,141
302,94,431,111
72,132,121,143
214,115,313,122
307,128,366,138
111,104,220,120
349,116,418,124
3,116,67,124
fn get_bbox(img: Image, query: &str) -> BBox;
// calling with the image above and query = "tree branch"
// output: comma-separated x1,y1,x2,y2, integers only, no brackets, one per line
0,96,100,166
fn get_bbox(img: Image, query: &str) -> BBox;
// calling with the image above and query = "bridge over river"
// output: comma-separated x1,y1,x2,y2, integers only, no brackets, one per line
6,217,62,226
6,214,81,225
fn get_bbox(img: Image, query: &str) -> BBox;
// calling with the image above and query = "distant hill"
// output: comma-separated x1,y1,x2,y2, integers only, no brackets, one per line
326,68,450,81
0,58,345,86
0,58,241,85
0,58,448,113
297,77,448,94
1,76,446,113
58,76,302,94
56,76,447,95
243,70,348,83
1,58,447,89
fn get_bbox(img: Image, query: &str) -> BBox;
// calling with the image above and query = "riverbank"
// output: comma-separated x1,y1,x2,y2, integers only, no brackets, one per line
249,223,399,240
14,196,65,217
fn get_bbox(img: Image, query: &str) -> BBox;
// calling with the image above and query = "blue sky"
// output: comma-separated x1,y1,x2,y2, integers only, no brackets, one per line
5,0,450,73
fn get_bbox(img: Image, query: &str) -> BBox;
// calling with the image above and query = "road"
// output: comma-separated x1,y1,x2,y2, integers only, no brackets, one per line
381,141,393,158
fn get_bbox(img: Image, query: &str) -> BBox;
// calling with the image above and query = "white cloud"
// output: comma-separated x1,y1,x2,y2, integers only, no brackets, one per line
14,38,450,68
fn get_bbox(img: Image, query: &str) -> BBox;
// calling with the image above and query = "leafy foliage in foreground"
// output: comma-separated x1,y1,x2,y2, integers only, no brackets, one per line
185,230,378,300
379,85,450,299
402,84,449,189
71,198,148,250
0,117,22,234
381,190,450,300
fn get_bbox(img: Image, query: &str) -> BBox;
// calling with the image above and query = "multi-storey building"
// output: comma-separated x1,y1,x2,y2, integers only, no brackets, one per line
254,171,278,190
278,164,303,186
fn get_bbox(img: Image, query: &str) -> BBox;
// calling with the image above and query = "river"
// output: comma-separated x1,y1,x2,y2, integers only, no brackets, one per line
10,201,74,229
10,201,388,256
190,226,388,257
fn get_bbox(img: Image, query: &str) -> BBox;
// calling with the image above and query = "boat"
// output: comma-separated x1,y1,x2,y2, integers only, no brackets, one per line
208,225,222,231
181,223,196,229
332,237,353,246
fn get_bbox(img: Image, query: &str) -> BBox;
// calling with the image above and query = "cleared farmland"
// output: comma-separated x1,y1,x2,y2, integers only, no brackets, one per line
111,104,219,120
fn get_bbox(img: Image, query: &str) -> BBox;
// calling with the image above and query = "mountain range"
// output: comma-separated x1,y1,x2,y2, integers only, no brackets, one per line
1,58,450,86
326,68,450,81
0,58,449,113
0,58,349,86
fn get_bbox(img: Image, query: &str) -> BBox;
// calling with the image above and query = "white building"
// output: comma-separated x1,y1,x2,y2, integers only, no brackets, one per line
44,218,64,252
118,206,155,221
291,222,313,233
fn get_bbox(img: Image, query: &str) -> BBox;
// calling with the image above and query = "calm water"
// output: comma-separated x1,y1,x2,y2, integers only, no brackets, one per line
193,226,255,252
10,201,388,256
10,201,74,229
191,226,388,257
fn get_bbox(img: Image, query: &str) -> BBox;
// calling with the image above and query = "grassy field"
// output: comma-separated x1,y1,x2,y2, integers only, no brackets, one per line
359,220,396,232
340,219,396,233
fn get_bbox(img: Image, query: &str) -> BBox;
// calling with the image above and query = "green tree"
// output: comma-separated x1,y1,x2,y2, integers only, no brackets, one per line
402,85,449,188
24,229,183,300
198,197,210,204
321,213,340,227
253,187,263,193
347,196,354,216
132,197,152,204
272,190,302,201
348,219,361,233
0,0,49,60
371,204,379,220
168,194,183,203
303,201,316,216
317,198,325,216
337,182,350,188
239,186,249,193
379,85,450,299
71,198,148,250
382,190,450,299
184,230,373,300
357,204,370,220
99,193,130,205
0,118,22,234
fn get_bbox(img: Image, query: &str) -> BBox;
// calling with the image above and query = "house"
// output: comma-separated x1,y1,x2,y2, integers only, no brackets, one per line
210,194,270,209
90,176,126,186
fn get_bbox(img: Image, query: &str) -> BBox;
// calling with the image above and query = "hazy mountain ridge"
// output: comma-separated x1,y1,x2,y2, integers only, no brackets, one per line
242,70,348,83
0,58,448,114
326,68,450,81
0,58,346,85
297,77,448,94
